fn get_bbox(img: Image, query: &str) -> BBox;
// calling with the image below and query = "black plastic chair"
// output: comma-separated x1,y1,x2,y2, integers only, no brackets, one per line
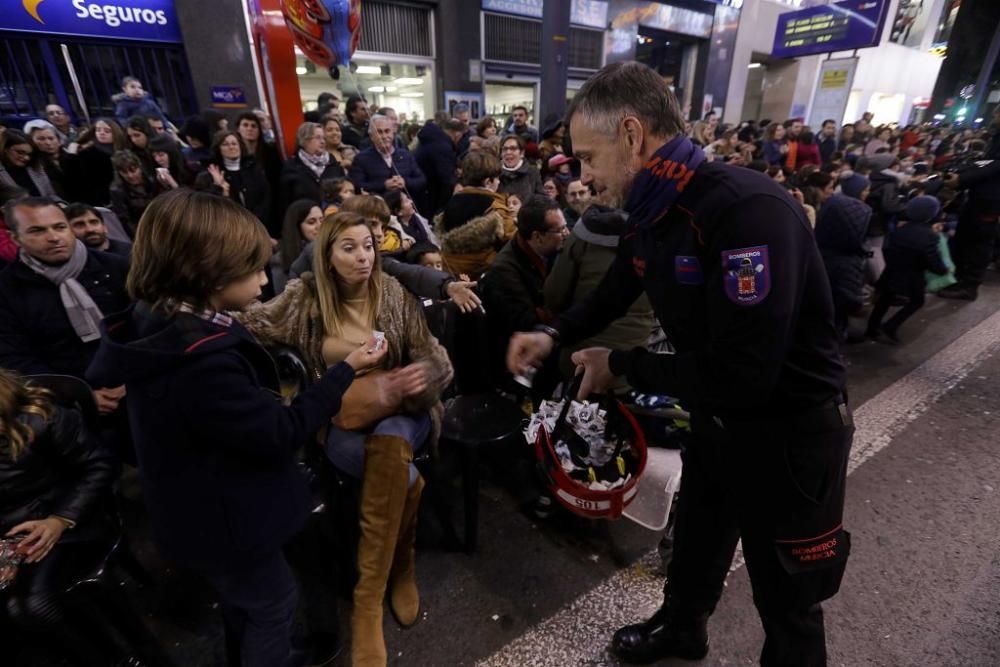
422,302,529,551
439,393,525,552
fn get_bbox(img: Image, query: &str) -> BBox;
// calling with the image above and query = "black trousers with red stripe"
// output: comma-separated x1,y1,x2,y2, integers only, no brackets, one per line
663,405,853,667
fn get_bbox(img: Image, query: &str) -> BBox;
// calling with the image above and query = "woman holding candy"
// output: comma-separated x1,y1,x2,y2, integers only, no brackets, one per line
239,210,452,667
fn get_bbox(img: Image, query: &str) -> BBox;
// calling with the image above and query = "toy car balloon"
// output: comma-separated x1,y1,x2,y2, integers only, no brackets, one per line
281,0,361,73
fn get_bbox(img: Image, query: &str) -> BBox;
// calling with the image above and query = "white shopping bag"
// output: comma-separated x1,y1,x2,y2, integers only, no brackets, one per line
622,448,683,531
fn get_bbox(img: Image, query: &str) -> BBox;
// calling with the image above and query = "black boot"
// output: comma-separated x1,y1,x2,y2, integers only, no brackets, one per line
937,282,978,301
610,606,709,664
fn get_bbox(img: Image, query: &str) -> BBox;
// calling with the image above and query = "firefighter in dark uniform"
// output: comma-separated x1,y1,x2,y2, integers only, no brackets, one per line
508,62,853,666
938,105,1000,301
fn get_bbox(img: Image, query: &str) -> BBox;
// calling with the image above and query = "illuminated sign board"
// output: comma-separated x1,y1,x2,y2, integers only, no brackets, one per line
6,0,182,43
772,0,888,59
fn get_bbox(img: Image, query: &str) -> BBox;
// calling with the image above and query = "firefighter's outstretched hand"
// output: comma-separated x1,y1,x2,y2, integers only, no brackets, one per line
507,332,554,377
571,347,615,400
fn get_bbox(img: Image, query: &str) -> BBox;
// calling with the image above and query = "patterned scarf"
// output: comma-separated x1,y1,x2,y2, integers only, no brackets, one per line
298,149,330,179
20,240,104,342
623,135,705,229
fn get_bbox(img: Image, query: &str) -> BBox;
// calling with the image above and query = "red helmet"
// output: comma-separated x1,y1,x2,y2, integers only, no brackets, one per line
532,396,647,520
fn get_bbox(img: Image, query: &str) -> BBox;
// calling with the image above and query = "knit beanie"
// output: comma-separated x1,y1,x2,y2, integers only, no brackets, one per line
839,173,870,200
906,195,942,225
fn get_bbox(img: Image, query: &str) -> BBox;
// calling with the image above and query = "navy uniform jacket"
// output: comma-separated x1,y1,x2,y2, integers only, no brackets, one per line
552,162,845,418
956,137,1000,214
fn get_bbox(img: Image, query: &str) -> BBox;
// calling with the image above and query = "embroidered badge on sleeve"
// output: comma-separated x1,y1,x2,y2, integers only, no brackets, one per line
674,255,704,285
721,245,770,306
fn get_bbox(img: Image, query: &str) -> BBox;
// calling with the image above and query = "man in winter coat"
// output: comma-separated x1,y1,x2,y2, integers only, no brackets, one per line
483,195,568,392
814,193,873,339
860,154,907,283
866,195,949,343
415,118,465,216
348,115,426,199
544,204,654,386
0,197,131,459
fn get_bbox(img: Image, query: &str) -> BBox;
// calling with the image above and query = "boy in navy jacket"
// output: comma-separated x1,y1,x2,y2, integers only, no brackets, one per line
89,189,384,667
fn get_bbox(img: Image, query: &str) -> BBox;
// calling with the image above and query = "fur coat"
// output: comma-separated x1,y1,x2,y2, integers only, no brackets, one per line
433,211,517,278
237,272,453,449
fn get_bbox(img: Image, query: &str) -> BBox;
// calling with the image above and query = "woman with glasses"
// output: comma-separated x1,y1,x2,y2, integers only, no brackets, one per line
0,131,57,198
497,134,545,202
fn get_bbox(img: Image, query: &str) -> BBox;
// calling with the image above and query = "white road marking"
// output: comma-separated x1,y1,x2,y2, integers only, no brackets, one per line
477,309,1000,667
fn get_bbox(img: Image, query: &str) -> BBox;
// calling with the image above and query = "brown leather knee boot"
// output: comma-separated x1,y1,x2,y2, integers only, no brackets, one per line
351,434,411,667
389,473,424,627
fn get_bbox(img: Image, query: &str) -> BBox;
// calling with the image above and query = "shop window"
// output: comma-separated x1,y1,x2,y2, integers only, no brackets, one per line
360,2,434,57
0,34,196,125
296,54,434,123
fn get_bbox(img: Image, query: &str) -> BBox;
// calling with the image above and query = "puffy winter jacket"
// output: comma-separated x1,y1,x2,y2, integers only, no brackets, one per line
815,194,872,312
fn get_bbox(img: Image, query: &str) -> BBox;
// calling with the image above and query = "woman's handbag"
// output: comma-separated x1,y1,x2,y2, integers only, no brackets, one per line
331,369,395,431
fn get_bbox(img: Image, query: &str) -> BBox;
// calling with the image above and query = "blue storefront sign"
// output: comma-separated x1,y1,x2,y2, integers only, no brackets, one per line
772,0,889,59
6,0,183,43
210,85,249,109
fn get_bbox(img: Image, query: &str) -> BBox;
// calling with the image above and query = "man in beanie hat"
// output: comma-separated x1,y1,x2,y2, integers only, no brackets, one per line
866,195,949,343
839,172,870,201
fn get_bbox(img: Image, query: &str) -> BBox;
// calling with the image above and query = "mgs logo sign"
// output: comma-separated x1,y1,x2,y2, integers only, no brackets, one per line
16,0,182,42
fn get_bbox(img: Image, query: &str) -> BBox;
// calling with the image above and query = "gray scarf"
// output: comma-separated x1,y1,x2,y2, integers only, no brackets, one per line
298,149,330,179
20,240,104,342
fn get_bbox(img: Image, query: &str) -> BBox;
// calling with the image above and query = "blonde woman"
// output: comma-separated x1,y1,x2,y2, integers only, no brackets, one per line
239,211,453,666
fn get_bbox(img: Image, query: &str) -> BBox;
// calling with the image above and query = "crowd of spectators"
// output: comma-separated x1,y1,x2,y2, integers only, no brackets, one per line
1,72,997,667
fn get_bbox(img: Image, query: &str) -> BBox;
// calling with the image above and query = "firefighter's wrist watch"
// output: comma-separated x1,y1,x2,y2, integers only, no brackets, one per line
533,324,560,343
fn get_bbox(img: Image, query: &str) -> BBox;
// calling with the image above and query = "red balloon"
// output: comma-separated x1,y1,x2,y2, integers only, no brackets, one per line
281,0,361,70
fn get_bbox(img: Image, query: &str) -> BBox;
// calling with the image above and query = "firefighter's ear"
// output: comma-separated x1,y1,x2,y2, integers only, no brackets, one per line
621,116,644,156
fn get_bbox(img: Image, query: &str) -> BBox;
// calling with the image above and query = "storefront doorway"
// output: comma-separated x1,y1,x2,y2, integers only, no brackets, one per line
635,26,703,118
485,79,538,131
295,52,435,123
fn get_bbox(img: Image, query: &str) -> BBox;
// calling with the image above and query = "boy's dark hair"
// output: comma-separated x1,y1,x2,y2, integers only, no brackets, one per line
517,195,560,239
405,241,441,265
128,189,272,311
800,131,815,145
121,75,141,88
461,151,502,186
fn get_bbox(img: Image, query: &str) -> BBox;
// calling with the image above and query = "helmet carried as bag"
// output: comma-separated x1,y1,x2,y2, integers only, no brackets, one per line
530,377,647,520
